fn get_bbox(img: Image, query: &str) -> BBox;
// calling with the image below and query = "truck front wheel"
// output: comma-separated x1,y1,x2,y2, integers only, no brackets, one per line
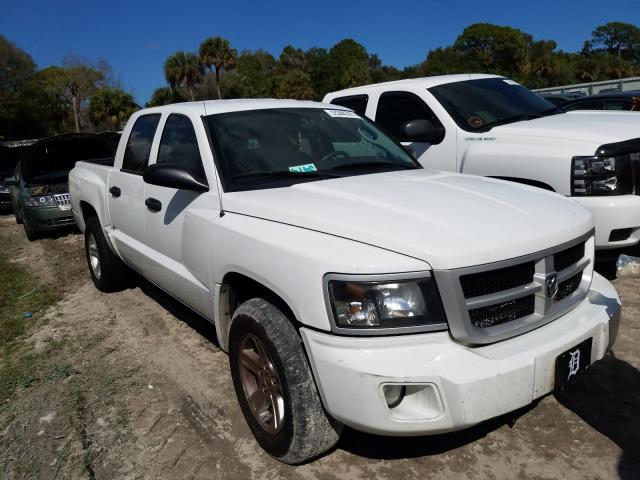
229,298,341,464
84,216,129,292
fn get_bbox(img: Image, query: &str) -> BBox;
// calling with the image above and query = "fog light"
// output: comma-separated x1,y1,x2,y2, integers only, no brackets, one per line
383,384,406,408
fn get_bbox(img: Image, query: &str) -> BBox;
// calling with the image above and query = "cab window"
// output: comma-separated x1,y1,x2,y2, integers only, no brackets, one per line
157,114,207,181
122,114,161,173
375,92,442,141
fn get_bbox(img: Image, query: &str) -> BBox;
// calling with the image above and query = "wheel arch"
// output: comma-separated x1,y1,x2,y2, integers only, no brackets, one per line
216,271,299,352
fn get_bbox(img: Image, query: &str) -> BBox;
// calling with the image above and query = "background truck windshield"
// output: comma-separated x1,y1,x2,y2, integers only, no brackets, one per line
429,78,561,132
207,108,419,191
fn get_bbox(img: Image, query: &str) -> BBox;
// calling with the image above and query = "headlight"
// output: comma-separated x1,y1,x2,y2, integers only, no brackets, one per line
571,155,635,196
25,195,57,207
325,274,447,334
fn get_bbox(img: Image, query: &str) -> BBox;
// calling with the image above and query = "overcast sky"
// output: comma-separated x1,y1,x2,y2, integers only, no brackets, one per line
2,0,638,103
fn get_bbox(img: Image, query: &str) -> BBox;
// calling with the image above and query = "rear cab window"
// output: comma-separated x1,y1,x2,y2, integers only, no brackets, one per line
330,95,368,116
122,114,161,174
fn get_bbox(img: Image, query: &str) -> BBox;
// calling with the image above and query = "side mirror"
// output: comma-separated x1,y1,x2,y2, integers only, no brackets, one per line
3,177,18,186
143,163,209,192
400,119,445,144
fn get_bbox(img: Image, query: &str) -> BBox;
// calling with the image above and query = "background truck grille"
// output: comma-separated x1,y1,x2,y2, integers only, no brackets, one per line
54,193,71,209
434,232,593,345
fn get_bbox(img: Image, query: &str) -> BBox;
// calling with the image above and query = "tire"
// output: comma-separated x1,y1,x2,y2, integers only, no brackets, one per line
23,219,39,241
229,298,341,464
84,216,129,292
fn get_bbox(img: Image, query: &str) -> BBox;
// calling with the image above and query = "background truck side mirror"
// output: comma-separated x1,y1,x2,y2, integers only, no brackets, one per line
401,119,445,144
3,177,18,186
143,163,209,192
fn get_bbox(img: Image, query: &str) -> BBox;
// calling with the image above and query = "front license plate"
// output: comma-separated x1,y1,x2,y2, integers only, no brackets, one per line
554,338,592,390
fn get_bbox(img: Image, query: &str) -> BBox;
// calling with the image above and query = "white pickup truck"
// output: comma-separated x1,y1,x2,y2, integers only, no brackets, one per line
69,100,620,464
324,74,640,250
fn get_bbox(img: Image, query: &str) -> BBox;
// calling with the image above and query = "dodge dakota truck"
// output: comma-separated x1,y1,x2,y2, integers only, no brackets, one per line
69,100,621,464
324,75,640,250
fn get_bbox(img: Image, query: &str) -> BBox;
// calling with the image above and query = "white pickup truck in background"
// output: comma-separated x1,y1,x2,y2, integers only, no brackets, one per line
69,100,620,464
324,74,640,250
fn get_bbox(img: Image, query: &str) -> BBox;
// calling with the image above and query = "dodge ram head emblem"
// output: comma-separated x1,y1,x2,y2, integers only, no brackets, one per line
545,273,559,300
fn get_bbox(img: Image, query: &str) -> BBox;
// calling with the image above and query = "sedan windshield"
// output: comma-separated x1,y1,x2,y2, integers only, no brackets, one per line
206,108,419,191
429,78,563,132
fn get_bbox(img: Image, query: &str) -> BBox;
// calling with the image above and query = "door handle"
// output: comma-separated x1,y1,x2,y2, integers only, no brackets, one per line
145,197,162,212
109,186,121,197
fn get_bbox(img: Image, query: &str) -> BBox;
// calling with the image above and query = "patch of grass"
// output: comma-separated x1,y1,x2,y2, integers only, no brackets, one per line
0,248,58,403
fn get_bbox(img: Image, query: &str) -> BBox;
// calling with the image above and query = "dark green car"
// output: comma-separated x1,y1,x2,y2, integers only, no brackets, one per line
5,134,117,241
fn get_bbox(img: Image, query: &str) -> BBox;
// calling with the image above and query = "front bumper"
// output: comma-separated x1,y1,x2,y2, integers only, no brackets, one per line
22,203,75,231
301,271,620,436
572,195,640,249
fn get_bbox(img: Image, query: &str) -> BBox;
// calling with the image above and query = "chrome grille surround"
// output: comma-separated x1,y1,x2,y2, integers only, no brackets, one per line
433,230,595,345
54,193,71,210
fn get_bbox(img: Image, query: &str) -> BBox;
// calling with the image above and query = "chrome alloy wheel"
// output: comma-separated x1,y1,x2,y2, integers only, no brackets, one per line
237,333,285,434
87,233,101,279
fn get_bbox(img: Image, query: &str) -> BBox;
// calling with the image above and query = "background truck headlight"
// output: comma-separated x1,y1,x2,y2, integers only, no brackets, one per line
325,274,447,334
25,195,57,207
571,154,637,196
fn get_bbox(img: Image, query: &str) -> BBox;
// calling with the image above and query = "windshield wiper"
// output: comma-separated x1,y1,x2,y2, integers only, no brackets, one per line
329,161,417,172
230,170,341,181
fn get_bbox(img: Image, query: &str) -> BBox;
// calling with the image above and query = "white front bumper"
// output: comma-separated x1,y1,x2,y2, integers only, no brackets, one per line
301,272,620,436
572,195,640,249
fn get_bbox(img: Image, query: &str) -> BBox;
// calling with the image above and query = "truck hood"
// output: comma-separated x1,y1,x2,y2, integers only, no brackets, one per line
492,111,640,147
222,170,592,270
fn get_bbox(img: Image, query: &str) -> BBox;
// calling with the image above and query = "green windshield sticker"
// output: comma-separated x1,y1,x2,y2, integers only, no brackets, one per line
288,163,318,173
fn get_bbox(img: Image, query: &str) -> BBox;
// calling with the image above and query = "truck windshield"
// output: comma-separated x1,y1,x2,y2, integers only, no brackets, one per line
429,78,563,132
206,108,420,191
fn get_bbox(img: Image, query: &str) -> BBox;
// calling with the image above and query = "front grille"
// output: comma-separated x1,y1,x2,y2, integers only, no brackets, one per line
435,233,593,345
54,193,71,209
555,272,583,302
469,295,535,328
554,242,584,272
460,262,534,298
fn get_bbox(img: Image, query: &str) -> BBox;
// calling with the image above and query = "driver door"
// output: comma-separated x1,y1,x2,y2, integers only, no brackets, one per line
373,90,457,171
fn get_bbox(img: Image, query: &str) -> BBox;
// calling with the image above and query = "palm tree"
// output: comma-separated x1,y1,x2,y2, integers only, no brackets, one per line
198,37,237,99
67,80,80,133
164,52,203,101
89,87,138,130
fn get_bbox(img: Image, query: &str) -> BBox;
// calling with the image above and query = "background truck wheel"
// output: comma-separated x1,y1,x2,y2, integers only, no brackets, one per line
84,216,130,292
229,298,341,464
23,219,39,241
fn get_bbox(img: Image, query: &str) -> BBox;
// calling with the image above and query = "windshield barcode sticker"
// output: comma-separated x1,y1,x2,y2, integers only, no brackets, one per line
324,109,360,118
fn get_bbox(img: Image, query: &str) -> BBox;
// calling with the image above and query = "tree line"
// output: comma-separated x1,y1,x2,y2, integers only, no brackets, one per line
0,38,137,141
2,22,639,140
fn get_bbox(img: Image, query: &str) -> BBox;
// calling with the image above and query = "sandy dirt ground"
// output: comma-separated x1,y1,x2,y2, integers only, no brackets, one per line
0,213,639,480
